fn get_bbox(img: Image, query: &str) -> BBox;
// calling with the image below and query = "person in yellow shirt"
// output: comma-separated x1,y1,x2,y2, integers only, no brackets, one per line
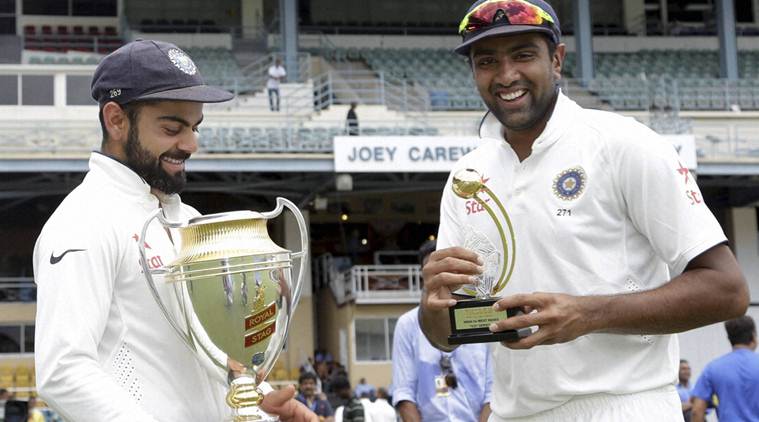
27,396,45,422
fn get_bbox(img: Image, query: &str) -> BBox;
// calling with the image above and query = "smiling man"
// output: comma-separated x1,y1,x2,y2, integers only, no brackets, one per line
419,1,748,421
33,40,316,422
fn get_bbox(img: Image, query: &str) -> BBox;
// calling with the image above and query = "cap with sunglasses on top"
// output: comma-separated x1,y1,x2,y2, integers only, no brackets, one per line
91,39,234,106
455,0,561,56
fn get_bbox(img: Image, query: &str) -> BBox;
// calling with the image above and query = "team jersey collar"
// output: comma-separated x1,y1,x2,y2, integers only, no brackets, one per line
88,152,179,207
479,90,579,153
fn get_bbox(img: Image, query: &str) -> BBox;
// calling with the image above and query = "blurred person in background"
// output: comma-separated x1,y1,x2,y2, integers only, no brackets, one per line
346,102,359,136
333,375,364,422
267,58,286,112
354,378,376,400
369,388,397,422
297,372,335,422
26,396,43,422
677,359,694,421
691,315,759,422
391,239,492,422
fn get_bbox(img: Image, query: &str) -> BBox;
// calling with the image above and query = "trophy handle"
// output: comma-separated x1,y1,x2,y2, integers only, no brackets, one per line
138,209,196,353
261,197,309,311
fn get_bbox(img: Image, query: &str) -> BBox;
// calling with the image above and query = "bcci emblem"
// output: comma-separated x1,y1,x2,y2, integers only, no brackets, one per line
167,48,197,75
553,167,587,200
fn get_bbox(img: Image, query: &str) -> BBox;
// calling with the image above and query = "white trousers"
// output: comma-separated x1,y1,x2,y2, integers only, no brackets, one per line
491,385,684,422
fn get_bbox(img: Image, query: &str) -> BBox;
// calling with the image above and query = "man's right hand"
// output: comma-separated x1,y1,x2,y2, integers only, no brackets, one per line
421,246,483,310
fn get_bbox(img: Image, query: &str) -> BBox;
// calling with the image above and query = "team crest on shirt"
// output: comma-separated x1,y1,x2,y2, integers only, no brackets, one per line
167,48,197,75
552,167,586,201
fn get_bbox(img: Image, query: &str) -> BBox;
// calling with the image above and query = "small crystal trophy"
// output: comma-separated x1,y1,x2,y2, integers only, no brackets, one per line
447,169,523,344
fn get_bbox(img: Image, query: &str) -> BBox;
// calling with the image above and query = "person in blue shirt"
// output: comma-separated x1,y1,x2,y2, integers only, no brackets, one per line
354,378,376,400
677,359,693,421
692,315,759,422
296,372,335,422
390,240,492,422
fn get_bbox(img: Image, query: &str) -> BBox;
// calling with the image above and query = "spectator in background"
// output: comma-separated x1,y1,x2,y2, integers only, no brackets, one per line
390,239,492,422
297,372,334,422
369,388,397,422
267,58,286,112
333,375,364,422
27,396,44,422
677,359,693,421
692,315,759,422
354,378,375,400
346,102,359,135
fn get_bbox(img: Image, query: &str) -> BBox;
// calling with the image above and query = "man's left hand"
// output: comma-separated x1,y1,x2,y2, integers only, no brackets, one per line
490,292,593,349
260,385,318,422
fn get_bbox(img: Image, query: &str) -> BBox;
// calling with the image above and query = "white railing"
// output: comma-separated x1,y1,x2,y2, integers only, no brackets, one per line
325,264,423,305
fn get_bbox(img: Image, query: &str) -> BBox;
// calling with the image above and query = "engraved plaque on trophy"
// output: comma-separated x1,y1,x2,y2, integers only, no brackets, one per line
448,169,524,345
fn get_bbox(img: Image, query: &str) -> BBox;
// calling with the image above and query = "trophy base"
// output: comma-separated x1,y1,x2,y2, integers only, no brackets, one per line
226,376,279,422
227,407,279,422
448,329,520,344
447,298,526,345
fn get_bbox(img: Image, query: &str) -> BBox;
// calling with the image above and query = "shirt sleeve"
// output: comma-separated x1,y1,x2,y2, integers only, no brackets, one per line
390,312,418,406
691,366,714,403
33,212,159,422
436,171,464,250
613,125,726,275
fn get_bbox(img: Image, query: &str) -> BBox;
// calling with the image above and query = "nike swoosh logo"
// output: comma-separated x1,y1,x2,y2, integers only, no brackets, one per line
49,249,87,265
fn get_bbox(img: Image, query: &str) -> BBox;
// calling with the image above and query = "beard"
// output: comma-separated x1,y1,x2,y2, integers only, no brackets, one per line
124,124,189,195
487,82,559,133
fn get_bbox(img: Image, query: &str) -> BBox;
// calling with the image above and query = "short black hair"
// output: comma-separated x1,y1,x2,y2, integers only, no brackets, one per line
725,315,756,346
298,371,318,385
331,374,351,392
98,100,159,146
419,239,437,264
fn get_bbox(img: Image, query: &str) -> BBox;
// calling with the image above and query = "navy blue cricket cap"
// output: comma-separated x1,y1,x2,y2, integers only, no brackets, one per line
91,39,234,106
455,0,561,56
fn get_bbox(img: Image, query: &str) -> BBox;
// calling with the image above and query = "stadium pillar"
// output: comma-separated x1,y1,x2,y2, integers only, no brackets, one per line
241,0,265,38
716,0,739,80
573,0,594,84
624,0,646,35
279,0,299,81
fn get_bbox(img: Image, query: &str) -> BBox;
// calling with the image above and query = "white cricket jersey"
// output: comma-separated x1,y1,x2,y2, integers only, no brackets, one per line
33,152,231,421
437,93,726,419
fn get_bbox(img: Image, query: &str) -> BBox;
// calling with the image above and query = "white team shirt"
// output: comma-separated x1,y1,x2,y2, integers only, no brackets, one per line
437,93,726,419
33,153,231,421
267,65,286,89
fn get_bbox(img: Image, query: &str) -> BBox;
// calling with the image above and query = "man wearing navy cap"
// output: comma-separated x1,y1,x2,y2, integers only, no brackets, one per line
419,1,748,420
33,40,317,421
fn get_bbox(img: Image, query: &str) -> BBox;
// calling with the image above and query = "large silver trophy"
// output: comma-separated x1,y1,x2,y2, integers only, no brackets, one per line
138,197,308,421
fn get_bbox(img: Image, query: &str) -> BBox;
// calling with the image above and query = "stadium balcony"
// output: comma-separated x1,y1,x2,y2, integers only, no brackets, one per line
22,24,123,54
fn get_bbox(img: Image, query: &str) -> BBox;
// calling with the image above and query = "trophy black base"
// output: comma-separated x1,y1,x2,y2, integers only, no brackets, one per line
448,298,524,345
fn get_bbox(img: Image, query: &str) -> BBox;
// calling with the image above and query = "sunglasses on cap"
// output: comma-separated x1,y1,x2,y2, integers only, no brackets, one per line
459,0,556,36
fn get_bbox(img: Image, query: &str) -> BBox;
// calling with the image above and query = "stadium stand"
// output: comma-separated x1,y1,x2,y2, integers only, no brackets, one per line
320,47,759,111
